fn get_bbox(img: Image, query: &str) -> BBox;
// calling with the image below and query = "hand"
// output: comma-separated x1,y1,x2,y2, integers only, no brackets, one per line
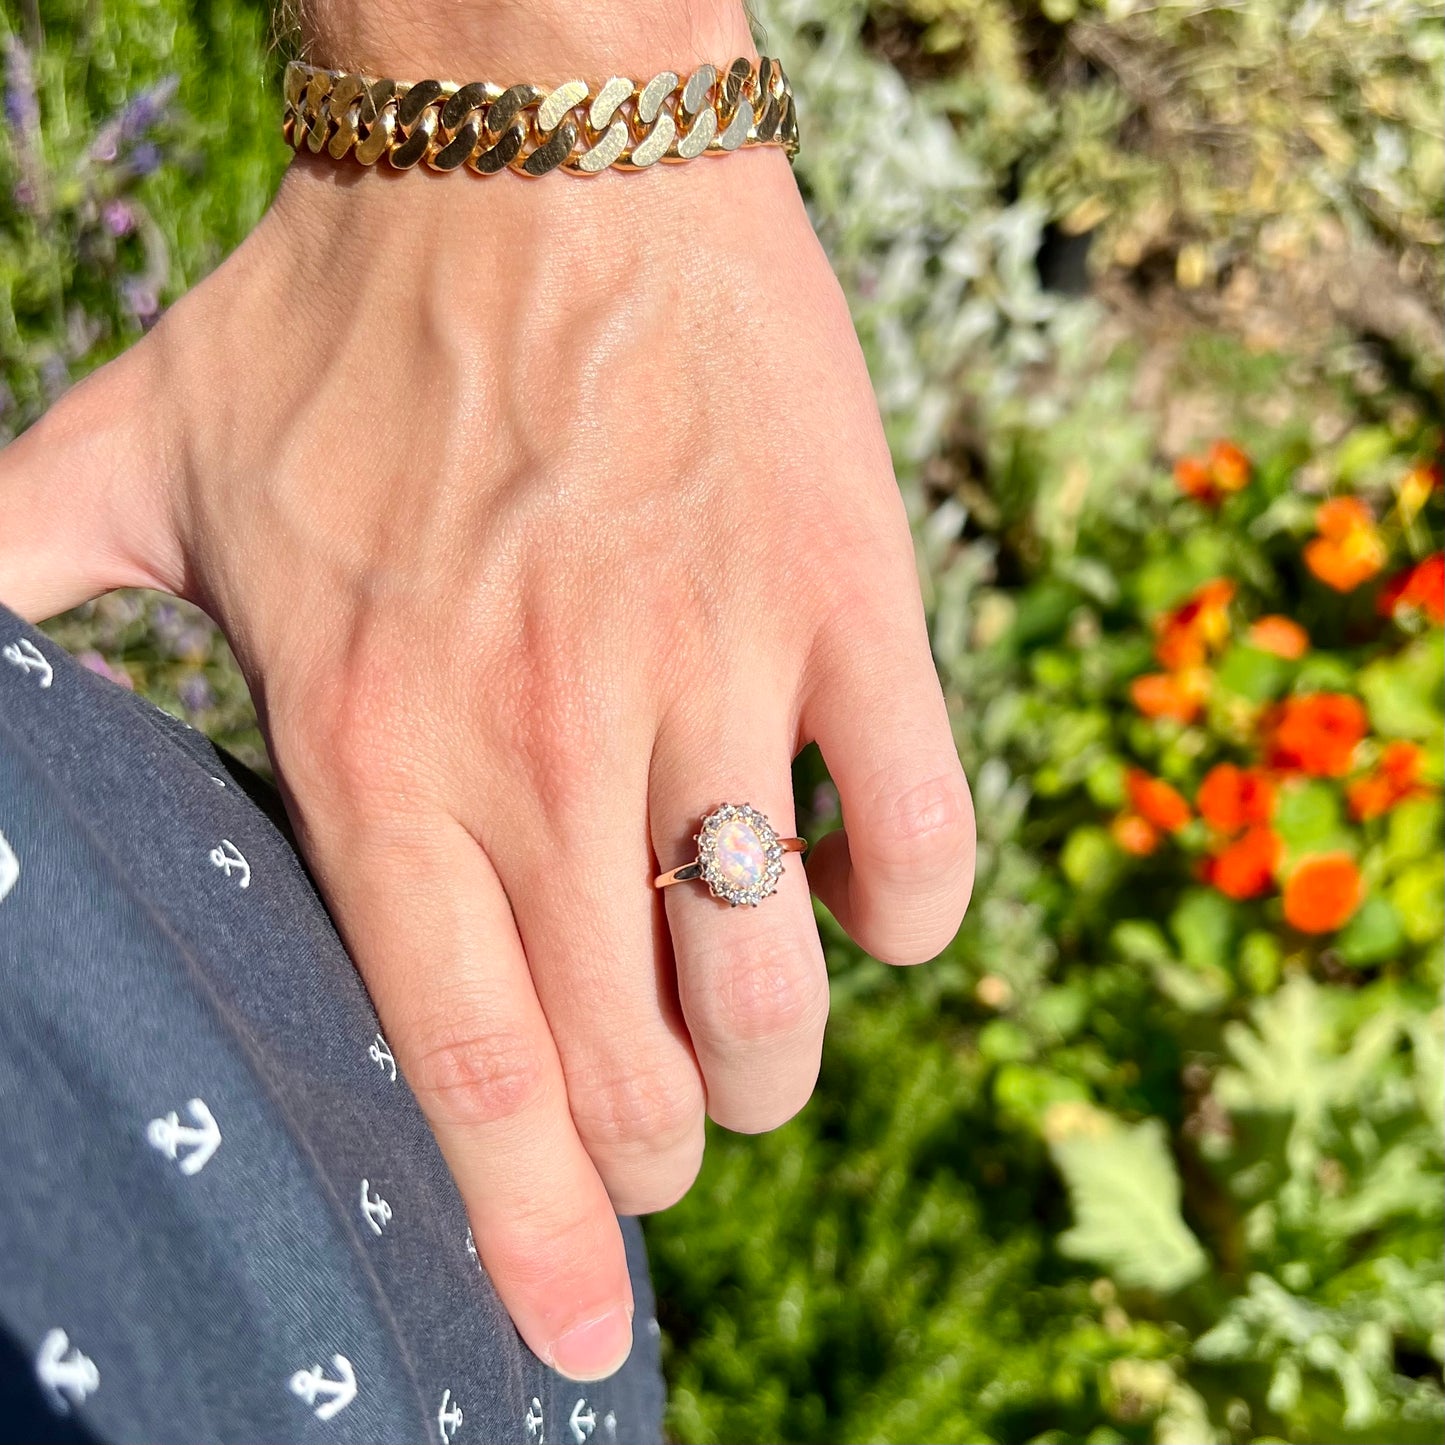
0,15,975,1379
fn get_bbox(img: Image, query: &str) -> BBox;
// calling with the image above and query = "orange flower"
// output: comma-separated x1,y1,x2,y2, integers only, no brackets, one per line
1208,439,1251,493
1266,694,1368,777
1283,853,1363,933
1112,813,1159,857
1304,497,1388,592
1379,553,1445,625
1197,764,1275,833
1155,580,1236,670
1126,770,1192,833
1204,825,1281,900
1174,456,1215,501
1248,615,1309,660
1174,441,1251,504
1131,668,1210,723
1347,740,1430,821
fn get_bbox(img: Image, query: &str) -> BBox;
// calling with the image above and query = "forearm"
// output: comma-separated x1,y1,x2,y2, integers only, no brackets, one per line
301,0,757,80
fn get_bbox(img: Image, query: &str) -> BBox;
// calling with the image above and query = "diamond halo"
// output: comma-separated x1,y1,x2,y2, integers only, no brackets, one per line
695,803,787,907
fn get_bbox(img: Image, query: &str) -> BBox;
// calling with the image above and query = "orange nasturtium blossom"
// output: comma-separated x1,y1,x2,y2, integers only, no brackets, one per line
1204,825,1281,901
1126,770,1192,833
1266,693,1369,777
1303,497,1388,592
1174,440,1251,505
1155,579,1236,670
1282,852,1364,933
1131,668,1210,724
1347,740,1430,821
1174,456,1215,501
1112,813,1159,857
1247,614,1310,660
1208,439,1251,492
1379,553,1445,626
1197,763,1275,833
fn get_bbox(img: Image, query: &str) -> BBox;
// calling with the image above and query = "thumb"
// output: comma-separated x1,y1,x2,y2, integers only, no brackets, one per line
0,334,186,621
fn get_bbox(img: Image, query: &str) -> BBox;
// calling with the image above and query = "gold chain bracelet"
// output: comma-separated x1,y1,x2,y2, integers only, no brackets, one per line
282,57,798,177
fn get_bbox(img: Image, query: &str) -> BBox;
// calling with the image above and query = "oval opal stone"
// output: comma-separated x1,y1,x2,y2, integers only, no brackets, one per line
714,818,767,890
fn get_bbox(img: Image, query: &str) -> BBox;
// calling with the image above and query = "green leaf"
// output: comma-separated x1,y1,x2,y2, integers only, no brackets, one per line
1061,825,1122,893
1390,861,1445,944
1334,425,1398,483
995,1064,1090,1129
1170,887,1236,970
1239,931,1283,993
1274,780,1349,854
1359,640,1445,741
1385,796,1445,868
1336,895,1407,966
1215,643,1292,702
1050,1111,1207,1293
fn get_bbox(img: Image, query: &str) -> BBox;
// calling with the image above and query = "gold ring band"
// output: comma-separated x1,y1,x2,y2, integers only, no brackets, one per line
654,803,806,908
282,57,798,177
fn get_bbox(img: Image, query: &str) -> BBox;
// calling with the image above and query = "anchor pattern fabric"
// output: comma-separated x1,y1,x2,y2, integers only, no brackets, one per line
0,608,663,1444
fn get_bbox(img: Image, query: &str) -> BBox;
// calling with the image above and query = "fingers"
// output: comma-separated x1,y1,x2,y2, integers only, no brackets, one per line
298,804,635,1381
804,606,975,966
492,789,708,1218
0,336,184,619
649,702,829,1135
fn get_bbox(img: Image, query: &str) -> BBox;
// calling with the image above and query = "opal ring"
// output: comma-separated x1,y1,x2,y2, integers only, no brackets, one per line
654,803,807,907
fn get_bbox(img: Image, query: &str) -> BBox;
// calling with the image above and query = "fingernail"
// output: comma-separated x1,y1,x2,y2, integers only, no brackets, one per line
547,1306,634,1381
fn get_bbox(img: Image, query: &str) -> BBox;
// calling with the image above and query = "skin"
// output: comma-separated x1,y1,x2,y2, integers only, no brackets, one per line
0,0,975,1381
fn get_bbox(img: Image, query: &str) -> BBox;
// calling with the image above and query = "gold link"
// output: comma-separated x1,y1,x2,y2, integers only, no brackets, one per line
280,57,797,176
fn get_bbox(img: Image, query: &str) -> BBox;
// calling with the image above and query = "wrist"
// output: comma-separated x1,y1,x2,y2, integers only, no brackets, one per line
302,0,758,83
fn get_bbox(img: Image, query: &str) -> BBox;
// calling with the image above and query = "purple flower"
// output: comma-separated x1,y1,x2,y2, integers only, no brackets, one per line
128,142,161,177
119,75,178,139
122,281,160,325
178,673,214,714
3,38,39,141
102,199,136,236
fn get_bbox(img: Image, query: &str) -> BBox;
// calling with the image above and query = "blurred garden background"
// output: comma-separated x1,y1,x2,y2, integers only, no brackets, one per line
3,0,1443,1440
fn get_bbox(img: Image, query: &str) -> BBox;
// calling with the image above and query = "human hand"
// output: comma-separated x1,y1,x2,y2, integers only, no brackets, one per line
0,1,974,1381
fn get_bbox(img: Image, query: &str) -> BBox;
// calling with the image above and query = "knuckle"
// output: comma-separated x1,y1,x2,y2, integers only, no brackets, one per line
483,1202,619,1299
568,1058,705,1156
693,935,829,1047
865,768,976,873
282,670,414,804
408,1025,550,1130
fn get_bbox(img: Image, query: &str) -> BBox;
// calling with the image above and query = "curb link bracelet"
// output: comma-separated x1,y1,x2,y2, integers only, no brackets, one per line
282,57,799,176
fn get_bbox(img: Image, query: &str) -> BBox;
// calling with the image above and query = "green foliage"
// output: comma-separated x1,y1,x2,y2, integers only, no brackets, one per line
7,0,1443,1441
1049,1111,1207,1293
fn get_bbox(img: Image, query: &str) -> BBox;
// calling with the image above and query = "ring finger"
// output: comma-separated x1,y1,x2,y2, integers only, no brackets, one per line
648,697,828,1134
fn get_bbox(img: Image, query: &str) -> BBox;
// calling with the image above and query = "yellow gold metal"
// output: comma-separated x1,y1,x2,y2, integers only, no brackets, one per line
281,57,799,177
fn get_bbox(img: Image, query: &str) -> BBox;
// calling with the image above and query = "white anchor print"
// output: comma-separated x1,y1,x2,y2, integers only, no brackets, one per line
602,1411,617,1441
0,829,18,905
369,1032,397,1082
289,1353,357,1421
147,1098,222,1175
209,839,250,889
3,637,53,688
360,1178,392,1235
437,1388,463,1442
35,1329,98,1413
524,1396,545,1442
569,1398,597,1443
